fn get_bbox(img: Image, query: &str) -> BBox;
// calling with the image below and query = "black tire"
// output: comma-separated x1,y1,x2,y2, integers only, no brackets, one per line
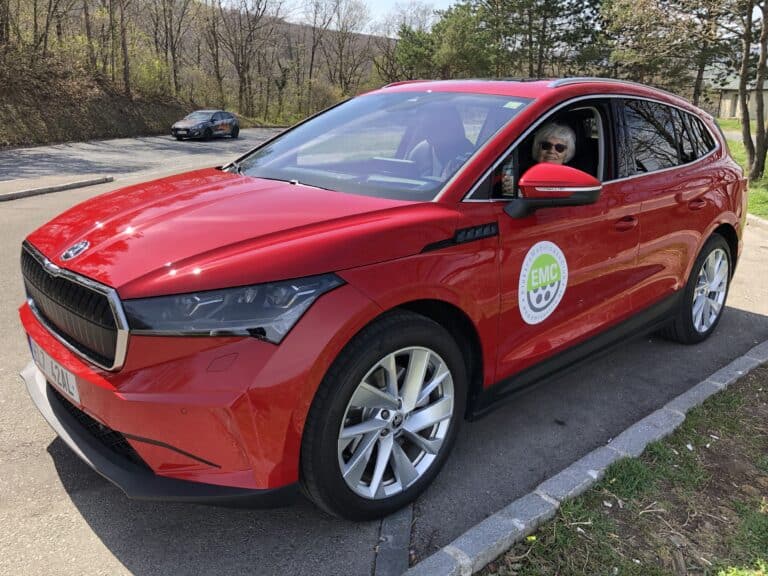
300,310,467,520
203,128,213,140
231,126,239,139
660,233,731,344
174,135,183,141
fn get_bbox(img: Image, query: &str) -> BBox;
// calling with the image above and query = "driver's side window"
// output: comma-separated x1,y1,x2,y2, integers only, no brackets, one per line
489,103,607,200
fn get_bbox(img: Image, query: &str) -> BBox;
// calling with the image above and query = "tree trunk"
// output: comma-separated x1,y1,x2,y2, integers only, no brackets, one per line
526,7,533,77
536,15,547,78
739,0,756,174
751,3,768,181
109,0,116,82
237,66,247,116
692,51,706,106
119,0,131,98
0,0,9,47
83,0,97,70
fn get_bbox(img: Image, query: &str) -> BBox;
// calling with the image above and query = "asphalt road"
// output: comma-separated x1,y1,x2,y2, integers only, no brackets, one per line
2,135,768,575
0,128,283,182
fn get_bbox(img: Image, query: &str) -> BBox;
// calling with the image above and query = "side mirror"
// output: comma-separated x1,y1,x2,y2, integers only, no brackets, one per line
504,163,602,218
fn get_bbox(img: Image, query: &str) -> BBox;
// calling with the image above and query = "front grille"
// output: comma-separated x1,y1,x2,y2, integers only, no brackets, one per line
21,245,117,367
48,384,151,471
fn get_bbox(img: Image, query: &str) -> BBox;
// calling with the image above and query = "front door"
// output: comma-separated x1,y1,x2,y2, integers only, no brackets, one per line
490,99,642,381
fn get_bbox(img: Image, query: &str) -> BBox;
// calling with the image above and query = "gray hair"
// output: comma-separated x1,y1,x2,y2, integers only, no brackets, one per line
532,123,576,163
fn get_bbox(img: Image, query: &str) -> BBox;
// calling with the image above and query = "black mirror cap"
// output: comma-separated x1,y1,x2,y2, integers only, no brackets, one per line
504,187,601,218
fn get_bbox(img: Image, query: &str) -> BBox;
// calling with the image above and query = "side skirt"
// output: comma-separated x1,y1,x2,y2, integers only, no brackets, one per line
468,292,682,420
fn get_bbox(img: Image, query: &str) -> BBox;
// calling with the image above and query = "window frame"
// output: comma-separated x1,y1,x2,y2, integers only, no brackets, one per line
463,96,616,202
460,94,722,203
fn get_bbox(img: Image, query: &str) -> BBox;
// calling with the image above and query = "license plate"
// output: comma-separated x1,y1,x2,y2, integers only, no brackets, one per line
29,338,80,404
177,130,188,134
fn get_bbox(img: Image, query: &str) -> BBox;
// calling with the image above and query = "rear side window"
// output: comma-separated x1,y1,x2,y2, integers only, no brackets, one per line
671,109,696,163
624,100,678,173
686,114,716,157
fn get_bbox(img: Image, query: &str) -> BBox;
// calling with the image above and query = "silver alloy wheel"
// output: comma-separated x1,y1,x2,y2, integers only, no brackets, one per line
692,247,729,333
337,346,455,500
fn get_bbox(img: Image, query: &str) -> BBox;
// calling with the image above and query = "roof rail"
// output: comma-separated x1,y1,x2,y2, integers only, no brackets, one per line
382,79,435,88
548,77,681,99
383,77,553,88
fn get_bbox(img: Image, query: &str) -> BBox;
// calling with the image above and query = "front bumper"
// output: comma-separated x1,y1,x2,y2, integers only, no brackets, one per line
21,361,298,505
171,127,204,138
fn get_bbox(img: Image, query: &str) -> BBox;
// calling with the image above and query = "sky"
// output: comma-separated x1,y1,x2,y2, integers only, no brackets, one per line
365,0,456,23
284,0,457,29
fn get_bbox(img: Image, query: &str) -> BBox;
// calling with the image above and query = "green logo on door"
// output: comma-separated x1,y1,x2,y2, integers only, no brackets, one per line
519,242,568,324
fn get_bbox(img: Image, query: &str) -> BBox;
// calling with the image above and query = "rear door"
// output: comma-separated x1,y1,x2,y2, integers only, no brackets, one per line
622,99,718,311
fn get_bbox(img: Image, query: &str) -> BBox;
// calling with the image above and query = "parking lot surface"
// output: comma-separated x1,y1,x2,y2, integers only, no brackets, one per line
2,135,767,575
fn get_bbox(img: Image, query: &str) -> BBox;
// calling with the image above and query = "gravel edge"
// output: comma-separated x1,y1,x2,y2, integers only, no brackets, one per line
403,339,768,576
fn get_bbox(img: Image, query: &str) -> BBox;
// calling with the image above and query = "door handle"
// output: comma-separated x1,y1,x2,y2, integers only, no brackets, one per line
688,199,706,210
615,216,638,232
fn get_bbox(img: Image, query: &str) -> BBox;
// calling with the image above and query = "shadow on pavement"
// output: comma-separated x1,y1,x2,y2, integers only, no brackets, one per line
410,305,768,561
48,437,379,576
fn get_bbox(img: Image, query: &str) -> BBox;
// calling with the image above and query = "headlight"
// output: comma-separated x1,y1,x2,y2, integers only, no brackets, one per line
123,274,344,344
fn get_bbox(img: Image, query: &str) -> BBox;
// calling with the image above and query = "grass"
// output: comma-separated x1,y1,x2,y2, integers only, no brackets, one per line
727,138,768,218
718,118,755,133
481,366,768,576
718,561,767,576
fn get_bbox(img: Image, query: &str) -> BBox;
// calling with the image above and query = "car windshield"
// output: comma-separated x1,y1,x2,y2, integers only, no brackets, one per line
234,92,530,201
186,111,213,120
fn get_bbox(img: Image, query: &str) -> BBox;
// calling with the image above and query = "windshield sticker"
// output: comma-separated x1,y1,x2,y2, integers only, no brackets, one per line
504,101,523,109
518,241,568,324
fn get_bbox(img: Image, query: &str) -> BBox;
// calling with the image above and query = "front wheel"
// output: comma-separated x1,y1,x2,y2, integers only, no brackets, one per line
662,233,731,344
231,126,239,139
301,311,467,520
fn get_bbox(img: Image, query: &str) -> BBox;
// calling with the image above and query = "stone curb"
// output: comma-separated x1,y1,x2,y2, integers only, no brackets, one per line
0,176,114,201
403,340,768,576
375,504,413,576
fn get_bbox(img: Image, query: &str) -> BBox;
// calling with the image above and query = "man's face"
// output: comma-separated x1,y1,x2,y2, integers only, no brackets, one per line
536,137,569,164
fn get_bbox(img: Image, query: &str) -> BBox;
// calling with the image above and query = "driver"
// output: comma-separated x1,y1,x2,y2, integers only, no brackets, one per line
501,122,577,195
531,123,576,165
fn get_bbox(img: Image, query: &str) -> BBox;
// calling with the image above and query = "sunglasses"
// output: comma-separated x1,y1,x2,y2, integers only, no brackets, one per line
540,141,567,153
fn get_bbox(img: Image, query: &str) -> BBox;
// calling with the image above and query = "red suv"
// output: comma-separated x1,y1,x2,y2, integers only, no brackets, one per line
19,79,745,520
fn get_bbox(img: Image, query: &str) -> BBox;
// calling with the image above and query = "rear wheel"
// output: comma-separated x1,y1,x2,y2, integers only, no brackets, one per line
661,234,731,344
301,311,466,520
231,126,239,139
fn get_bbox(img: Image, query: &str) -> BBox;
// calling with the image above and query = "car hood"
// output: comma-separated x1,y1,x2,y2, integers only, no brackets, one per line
26,169,459,299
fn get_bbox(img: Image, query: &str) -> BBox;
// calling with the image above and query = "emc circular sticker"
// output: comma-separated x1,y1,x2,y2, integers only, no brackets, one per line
518,241,568,325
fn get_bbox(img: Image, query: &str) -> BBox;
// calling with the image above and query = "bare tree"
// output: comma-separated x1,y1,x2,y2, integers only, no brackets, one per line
218,0,281,115
322,0,371,95
81,0,97,69
202,0,225,107
302,0,336,112
164,0,193,94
